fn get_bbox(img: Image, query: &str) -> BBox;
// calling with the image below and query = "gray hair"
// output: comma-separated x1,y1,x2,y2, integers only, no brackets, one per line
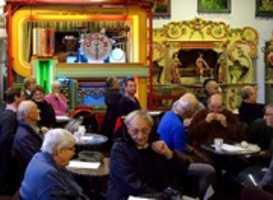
172,99,191,116
241,86,255,100
17,100,37,121
124,110,154,128
41,128,76,154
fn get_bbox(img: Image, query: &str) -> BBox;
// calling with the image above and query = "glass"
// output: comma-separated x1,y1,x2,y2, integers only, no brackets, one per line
128,127,151,135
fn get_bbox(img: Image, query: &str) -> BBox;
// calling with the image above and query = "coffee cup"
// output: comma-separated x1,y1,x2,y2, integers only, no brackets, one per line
214,138,223,151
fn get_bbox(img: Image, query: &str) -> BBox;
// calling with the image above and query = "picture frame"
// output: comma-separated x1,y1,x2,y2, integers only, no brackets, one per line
153,0,171,18
256,0,273,17
197,0,231,13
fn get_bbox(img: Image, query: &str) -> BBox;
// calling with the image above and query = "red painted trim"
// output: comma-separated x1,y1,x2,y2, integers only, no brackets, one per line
6,4,13,86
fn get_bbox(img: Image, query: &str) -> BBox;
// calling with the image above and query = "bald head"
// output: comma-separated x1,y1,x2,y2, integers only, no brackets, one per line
241,86,257,103
52,81,61,93
204,79,221,96
17,100,40,124
208,94,224,113
172,93,199,118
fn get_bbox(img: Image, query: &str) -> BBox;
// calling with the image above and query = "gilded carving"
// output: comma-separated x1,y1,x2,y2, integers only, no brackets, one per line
153,18,258,110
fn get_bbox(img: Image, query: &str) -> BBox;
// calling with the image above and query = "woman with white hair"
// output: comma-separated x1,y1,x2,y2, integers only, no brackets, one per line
45,81,68,116
19,129,89,200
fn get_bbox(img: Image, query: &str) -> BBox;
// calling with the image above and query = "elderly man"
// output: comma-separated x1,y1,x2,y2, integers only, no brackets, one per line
12,100,42,190
20,129,89,200
199,79,222,107
189,93,242,148
239,86,264,126
108,110,215,200
157,93,198,152
0,87,23,194
45,81,68,116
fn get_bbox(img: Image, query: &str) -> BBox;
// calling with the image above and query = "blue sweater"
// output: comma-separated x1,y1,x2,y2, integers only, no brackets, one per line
20,152,88,200
157,111,186,152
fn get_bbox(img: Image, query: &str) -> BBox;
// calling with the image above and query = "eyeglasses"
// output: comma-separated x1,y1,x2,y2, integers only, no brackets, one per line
265,112,273,116
128,127,151,135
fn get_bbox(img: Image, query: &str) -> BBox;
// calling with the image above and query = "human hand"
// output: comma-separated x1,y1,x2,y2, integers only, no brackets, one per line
205,113,216,123
216,113,227,127
152,140,173,159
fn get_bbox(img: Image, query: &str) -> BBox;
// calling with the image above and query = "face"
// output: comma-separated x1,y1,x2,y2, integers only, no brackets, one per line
27,79,36,91
208,95,224,113
28,104,40,123
33,90,45,102
264,107,273,127
206,81,221,96
112,79,120,90
56,145,75,167
127,116,151,148
247,87,257,103
125,80,136,96
52,84,61,94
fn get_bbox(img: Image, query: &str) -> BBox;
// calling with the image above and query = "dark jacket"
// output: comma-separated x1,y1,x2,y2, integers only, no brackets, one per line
118,96,141,117
0,109,17,192
189,108,243,148
20,152,89,200
34,100,56,128
107,130,190,200
239,102,264,126
12,122,43,189
101,89,122,138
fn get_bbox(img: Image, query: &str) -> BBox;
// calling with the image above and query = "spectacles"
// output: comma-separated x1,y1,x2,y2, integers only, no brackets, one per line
128,127,151,135
265,112,273,116
64,146,76,152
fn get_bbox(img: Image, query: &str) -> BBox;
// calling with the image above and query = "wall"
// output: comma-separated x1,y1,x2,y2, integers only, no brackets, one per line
153,0,273,103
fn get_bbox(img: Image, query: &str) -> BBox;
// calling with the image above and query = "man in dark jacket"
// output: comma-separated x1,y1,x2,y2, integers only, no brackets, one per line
118,77,141,117
0,87,23,194
107,110,192,200
12,100,42,190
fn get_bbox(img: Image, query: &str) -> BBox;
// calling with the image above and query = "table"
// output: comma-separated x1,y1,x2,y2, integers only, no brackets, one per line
67,157,109,176
202,142,261,156
76,133,108,152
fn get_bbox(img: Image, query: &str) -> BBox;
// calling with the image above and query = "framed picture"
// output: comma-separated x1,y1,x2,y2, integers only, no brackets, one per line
256,0,273,17
153,0,171,18
198,0,231,13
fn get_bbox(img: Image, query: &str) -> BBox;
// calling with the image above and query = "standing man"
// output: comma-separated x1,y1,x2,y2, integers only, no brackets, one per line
0,87,23,194
118,77,141,117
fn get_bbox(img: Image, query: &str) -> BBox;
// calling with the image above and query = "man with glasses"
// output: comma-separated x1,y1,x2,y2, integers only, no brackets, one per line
107,110,191,200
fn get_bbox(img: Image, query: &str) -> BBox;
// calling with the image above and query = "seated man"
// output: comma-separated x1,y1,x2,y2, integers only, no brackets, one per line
107,110,215,200
239,86,264,126
189,94,242,148
45,81,68,116
20,129,89,200
12,100,42,190
248,104,273,165
199,79,222,107
157,93,199,152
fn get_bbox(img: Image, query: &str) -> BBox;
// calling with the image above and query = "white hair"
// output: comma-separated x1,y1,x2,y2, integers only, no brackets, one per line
41,128,76,154
124,110,154,128
172,99,191,115
17,100,36,121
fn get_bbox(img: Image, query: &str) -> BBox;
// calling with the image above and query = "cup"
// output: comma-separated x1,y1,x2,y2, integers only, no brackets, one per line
214,138,223,151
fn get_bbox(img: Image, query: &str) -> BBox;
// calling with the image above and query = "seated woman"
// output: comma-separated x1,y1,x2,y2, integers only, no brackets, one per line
19,129,89,200
32,85,56,128
107,110,215,200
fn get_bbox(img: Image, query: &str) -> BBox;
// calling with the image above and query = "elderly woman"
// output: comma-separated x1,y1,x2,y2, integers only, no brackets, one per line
107,110,191,200
19,129,89,200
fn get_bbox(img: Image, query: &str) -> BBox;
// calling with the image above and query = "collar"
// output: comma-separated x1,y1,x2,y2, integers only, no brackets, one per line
6,104,17,112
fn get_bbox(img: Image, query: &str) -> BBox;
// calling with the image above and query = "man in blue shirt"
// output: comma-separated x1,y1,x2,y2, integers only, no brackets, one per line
157,93,198,152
